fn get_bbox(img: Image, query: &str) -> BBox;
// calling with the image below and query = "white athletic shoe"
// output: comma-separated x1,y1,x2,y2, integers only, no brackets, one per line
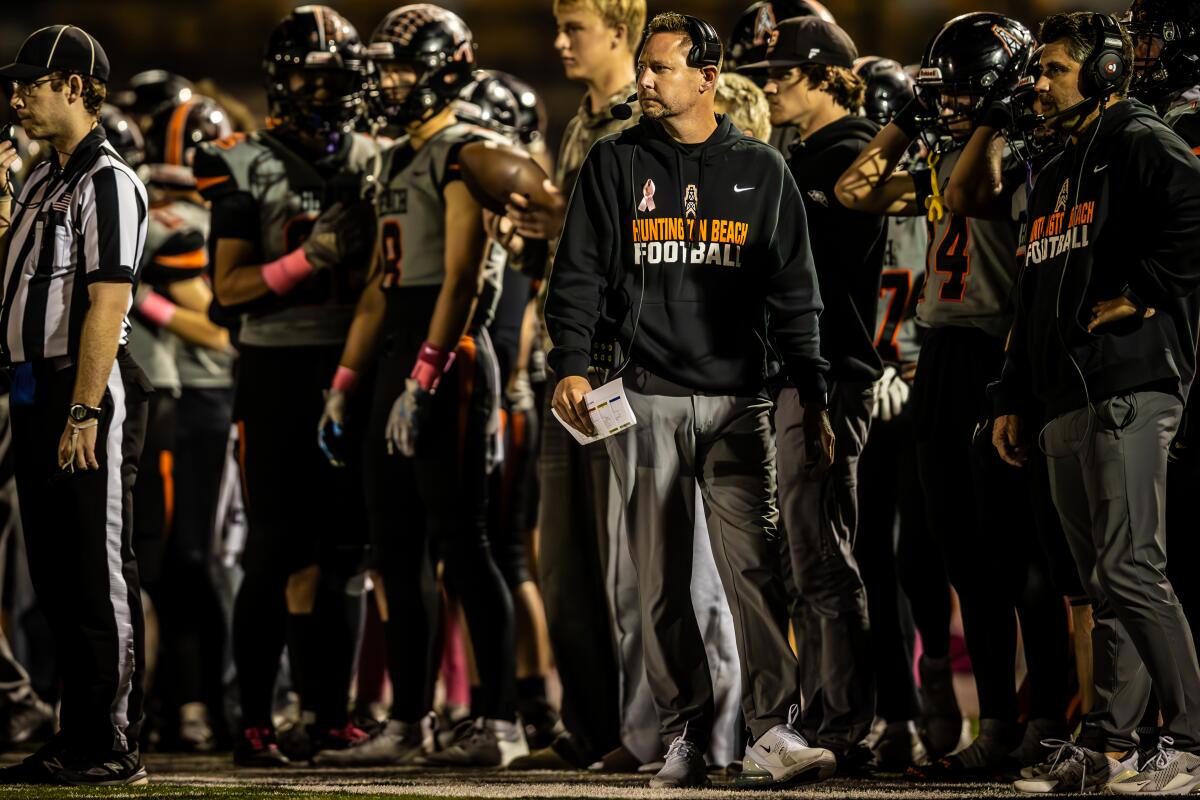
735,705,836,787
312,719,424,767
1012,740,1134,794
1110,738,1200,795
424,718,529,767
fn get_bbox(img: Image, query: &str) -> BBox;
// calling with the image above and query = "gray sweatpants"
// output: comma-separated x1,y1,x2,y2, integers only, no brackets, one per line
776,383,875,752
605,377,798,750
1043,391,1200,752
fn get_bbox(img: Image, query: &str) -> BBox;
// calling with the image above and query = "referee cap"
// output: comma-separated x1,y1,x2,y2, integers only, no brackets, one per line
0,25,110,82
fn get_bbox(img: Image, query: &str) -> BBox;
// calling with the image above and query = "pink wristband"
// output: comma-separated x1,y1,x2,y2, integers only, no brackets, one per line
410,341,457,392
138,290,177,327
261,247,314,295
331,365,359,393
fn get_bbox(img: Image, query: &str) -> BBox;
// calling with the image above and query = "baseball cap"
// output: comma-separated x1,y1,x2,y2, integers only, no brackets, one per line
0,25,110,83
738,16,858,72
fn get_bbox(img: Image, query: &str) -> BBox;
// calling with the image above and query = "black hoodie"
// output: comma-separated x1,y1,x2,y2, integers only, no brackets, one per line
992,99,1200,420
545,114,829,402
786,115,886,383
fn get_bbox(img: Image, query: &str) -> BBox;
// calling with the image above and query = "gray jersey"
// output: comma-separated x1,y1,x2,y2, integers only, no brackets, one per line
913,146,1024,338
876,214,927,364
374,123,507,291
128,199,214,393
197,130,380,347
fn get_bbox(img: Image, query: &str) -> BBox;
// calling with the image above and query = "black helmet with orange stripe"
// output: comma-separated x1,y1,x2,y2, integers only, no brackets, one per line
143,94,233,188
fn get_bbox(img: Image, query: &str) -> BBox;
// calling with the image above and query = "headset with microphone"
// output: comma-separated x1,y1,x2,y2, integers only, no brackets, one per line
611,15,723,120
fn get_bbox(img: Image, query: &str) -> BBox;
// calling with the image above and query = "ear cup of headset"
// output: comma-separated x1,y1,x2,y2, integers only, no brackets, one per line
1083,13,1128,97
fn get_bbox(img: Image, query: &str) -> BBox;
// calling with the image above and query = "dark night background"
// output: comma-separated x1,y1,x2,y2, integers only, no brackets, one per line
3,0,1129,153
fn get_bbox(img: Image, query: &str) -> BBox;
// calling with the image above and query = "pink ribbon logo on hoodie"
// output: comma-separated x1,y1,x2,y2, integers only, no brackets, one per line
639,179,656,212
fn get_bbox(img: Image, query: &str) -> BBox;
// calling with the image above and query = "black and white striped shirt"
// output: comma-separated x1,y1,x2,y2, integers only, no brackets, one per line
1,127,148,364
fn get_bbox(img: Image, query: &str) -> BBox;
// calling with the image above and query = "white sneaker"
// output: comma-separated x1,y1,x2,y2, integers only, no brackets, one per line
1110,738,1200,795
425,718,529,767
312,719,424,767
736,705,836,787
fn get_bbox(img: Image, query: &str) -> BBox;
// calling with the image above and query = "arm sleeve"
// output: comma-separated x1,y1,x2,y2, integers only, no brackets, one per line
142,228,208,285
78,168,144,284
1125,132,1200,302
768,166,829,404
544,146,617,380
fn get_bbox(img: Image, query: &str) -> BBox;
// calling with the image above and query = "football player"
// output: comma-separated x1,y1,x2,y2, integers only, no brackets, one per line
193,4,378,767
836,13,1072,774
313,4,525,768
129,90,236,752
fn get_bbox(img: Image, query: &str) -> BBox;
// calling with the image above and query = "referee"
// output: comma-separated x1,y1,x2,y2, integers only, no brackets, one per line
0,26,150,786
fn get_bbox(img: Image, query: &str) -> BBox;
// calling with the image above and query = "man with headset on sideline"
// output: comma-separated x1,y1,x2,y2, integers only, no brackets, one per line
985,12,1200,795
0,25,150,786
546,11,836,790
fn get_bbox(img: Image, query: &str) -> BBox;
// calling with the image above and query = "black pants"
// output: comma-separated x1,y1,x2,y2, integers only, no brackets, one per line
10,351,149,755
489,397,537,589
232,344,367,730
855,401,951,723
155,387,232,733
133,390,176,590
537,366,621,761
912,326,1070,725
364,288,515,723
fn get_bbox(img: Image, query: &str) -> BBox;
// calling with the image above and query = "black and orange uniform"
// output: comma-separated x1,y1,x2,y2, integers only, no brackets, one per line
127,199,209,593
362,121,517,726
194,126,377,745
911,145,1070,752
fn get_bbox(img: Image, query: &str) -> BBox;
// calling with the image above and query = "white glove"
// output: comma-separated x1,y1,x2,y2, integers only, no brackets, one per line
385,378,434,457
872,365,911,422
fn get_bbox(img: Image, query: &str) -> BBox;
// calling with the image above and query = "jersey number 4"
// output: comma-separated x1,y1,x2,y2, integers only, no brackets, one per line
930,213,971,303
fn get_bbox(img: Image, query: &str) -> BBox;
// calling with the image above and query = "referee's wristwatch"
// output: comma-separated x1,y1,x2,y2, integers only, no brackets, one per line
68,403,101,423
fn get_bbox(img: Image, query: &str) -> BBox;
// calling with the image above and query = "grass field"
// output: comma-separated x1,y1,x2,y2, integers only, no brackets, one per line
0,754,1070,799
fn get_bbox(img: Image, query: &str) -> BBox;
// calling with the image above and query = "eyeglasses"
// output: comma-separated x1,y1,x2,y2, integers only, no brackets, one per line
8,77,55,99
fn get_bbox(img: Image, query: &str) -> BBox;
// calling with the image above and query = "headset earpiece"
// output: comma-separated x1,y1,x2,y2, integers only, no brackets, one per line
1082,13,1128,98
682,15,722,69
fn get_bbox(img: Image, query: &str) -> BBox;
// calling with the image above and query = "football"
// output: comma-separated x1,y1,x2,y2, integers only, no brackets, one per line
458,139,562,221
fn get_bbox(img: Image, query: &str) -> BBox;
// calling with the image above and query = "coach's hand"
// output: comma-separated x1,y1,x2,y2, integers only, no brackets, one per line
992,414,1028,467
802,405,836,477
58,419,100,473
483,210,524,257
553,375,594,437
505,181,565,242
1087,296,1156,333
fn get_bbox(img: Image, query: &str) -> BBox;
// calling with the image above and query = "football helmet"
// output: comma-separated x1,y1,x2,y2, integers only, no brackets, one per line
143,95,233,187
367,4,475,126
1124,0,1200,103
98,104,146,169
263,5,369,142
456,69,546,146
917,13,1034,140
853,56,915,125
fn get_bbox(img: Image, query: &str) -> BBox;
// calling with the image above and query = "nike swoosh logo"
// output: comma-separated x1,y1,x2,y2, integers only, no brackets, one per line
1093,164,1108,173
734,185,755,193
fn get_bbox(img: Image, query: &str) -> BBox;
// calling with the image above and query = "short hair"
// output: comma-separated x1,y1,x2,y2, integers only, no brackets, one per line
715,72,771,140
798,63,864,112
1038,11,1134,95
49,71,107,117
553,0,646,51
642,11,724,71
